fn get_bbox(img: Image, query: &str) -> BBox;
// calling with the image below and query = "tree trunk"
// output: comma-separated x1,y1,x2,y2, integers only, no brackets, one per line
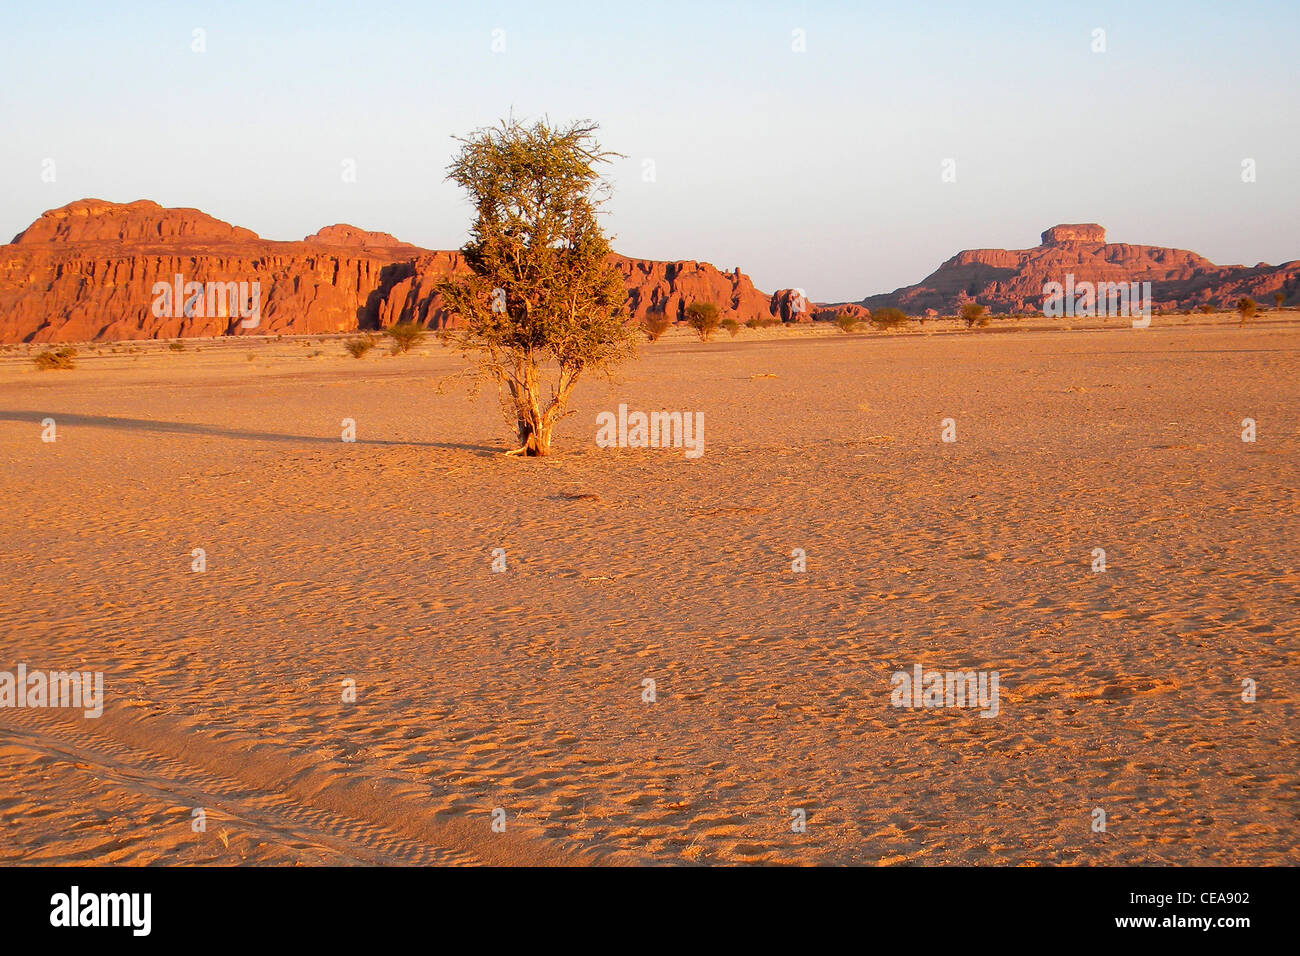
508,360,553,456
516,413,552,456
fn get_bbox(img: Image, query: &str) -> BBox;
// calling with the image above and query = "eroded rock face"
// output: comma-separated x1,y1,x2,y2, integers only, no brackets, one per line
0,200,792,342
770,289,815,323
859,225,1300,314
614,259,778,326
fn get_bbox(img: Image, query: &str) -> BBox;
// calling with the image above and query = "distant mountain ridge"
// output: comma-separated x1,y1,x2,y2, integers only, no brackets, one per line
3,203,1296,343
858,223,1299,315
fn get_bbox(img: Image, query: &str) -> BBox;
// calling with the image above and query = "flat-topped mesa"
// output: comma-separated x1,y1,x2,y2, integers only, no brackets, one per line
1041,223,1106,245
860,223,1299,315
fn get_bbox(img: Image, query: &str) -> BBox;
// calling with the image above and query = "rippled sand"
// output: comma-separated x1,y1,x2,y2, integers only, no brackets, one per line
1,319,1296,865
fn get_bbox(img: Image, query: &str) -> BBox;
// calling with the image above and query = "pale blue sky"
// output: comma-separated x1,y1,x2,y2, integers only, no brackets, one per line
1,0,1296,301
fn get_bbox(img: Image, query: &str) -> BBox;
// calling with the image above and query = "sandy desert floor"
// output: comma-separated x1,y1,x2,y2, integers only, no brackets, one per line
0,318,1296,865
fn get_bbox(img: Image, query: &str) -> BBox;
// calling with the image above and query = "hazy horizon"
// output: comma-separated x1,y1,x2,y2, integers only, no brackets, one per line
2,0,1297,302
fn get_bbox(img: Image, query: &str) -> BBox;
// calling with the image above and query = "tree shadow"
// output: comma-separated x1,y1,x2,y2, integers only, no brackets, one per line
1,410,500,455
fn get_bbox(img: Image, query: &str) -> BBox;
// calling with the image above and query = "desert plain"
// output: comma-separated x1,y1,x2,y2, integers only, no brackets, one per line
0,315,1296,865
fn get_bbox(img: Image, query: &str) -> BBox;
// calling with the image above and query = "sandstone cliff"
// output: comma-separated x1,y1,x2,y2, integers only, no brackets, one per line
0,200,790,343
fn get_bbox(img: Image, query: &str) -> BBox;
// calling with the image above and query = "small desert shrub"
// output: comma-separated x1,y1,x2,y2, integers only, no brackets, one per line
1199,304,1216,314
1237,297,1257,325
168,341,185,351
686,302,721,341
641,311,673,342
721,318,741,337
34,346,77,370
345,335,376,358
871,307,909,330
960,302,989,328
1274,292,1285,309
833,311,860,333
386,321,425,354
744,318,761,330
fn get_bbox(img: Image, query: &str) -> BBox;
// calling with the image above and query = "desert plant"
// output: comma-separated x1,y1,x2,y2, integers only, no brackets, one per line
1237,297,1257,326
641,310,672,342
385,321,425,354
721,318,741,337
960,302,989,328
833,311,860,333
33,346,77,370
1199,304,1216,314
1274,291,1285,309
870,307,909,330
745,317,762,330
345,335,376,358
437,117,634,457
686,302,722,341
168,341,185,351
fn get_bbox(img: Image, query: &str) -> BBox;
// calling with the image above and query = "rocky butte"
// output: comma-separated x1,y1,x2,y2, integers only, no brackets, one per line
858,223,1299,315
0,200,798,343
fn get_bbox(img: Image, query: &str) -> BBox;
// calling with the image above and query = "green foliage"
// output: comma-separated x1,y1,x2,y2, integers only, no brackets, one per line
437,117,633,456
960,302,988,328
833,311,860,333
1237,297,1257,324
686,302,721,341
870,307,909,329
345,335,377,358
385,322,426,354
33,346,77,370
641,310,672,342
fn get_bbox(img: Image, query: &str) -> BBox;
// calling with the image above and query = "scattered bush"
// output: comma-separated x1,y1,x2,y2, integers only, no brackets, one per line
641,311,673,342
345,335,376,358
960,302,989,328
745,317,762,330
168,341,185,351
686,302,721,341
1274,292,1285,309
833,311,860,333
385,321,426,354
1199,304,1216,314
721,318,741,337
34,346,77,371
1237,297,1257,325
871,307,910,330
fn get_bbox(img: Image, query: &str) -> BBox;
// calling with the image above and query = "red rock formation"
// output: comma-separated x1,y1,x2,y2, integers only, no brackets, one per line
10,199,258,245
303,224,419,251
1041,224,1106,245
810,303,871,323
770,289,814,323
0,200,792,343
614,258,777,325
859,224,1300,315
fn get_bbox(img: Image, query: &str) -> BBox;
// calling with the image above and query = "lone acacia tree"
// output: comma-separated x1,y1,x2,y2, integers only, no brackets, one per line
439,118,633,456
